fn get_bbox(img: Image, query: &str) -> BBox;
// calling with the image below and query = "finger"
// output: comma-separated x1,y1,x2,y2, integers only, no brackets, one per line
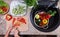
14,30,20,37
4,27,13,37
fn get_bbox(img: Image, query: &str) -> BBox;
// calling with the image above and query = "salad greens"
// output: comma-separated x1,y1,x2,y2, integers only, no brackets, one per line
0,0,8,7
0,0,8,14
0,9,4,14
13,5,25,15
24,0,37,7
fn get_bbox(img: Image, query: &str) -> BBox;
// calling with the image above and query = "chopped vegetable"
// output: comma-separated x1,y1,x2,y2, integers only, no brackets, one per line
50,11,56,16
35,10,57,28
35,12,49,27
45,14,51,19
6,14,12,21
35,14,40,19
17,17,26,24
0,9,4,14
0,1,8,7
12,17,26,27
12,5,25,15
42,19,48,25
0,7,8,14
1,7,8,12
39,22,44,26
35,19,41,25
12,18,20,27
48,10,56,16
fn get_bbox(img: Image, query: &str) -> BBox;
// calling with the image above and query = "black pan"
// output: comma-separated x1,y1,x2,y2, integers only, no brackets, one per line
30,6,59,32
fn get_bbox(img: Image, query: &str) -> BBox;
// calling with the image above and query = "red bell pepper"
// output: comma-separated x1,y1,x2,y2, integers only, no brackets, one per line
6,14,12,21
17,17,26,24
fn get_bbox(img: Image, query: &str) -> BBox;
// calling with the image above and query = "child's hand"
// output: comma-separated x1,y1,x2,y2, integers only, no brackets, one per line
14,30,20,37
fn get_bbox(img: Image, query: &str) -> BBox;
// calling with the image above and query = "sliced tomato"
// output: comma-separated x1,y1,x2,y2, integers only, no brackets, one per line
17,17,26,24
6,14,12,21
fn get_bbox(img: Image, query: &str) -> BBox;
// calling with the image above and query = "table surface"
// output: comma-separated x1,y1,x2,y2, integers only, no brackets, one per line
0,0,60,36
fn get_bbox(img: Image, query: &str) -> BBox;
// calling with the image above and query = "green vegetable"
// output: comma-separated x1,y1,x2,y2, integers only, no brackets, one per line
0,0,8,7
0,9,4,14
48,10,52,14
48,10,56,16
13,5,25,15
35,19,41,25
51,11,56,16
24,0,37,7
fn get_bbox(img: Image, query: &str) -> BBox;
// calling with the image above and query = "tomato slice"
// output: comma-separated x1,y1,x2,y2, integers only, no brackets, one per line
17,17,26,24
6,14,12,21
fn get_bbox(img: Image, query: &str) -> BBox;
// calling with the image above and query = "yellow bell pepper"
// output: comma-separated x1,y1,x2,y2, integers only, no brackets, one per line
42,19,48,25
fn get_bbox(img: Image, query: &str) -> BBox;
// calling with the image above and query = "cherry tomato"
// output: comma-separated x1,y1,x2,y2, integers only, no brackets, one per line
39,22,43,26
1,7,8,12
45,14,51,19
39,13,46,19
6,14,12,21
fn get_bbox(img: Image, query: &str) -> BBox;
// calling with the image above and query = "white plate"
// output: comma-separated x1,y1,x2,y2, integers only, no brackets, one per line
9,0,27,17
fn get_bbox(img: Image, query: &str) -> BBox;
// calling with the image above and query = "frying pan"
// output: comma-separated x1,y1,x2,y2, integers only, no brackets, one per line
38,0,59,8
30,6,59,32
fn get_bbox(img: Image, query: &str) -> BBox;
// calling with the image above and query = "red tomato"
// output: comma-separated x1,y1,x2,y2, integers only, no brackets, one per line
6,14,12,21
39,13,46,19
1,7,8,12
17,17,26,24
39,13,51,20
45,14,51,19
39,22,44,27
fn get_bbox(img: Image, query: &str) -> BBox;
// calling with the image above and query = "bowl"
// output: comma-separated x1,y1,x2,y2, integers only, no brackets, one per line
30,6,59,32
9,1,27,17
0,1,9,15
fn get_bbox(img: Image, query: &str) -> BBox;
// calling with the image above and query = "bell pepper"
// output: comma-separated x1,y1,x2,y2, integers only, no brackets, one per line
6,14,12,21
42,19,48,25
12,18,20,27
17,17,26,24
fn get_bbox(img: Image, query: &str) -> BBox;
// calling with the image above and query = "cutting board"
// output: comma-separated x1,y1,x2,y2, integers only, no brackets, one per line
2,0,28,32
